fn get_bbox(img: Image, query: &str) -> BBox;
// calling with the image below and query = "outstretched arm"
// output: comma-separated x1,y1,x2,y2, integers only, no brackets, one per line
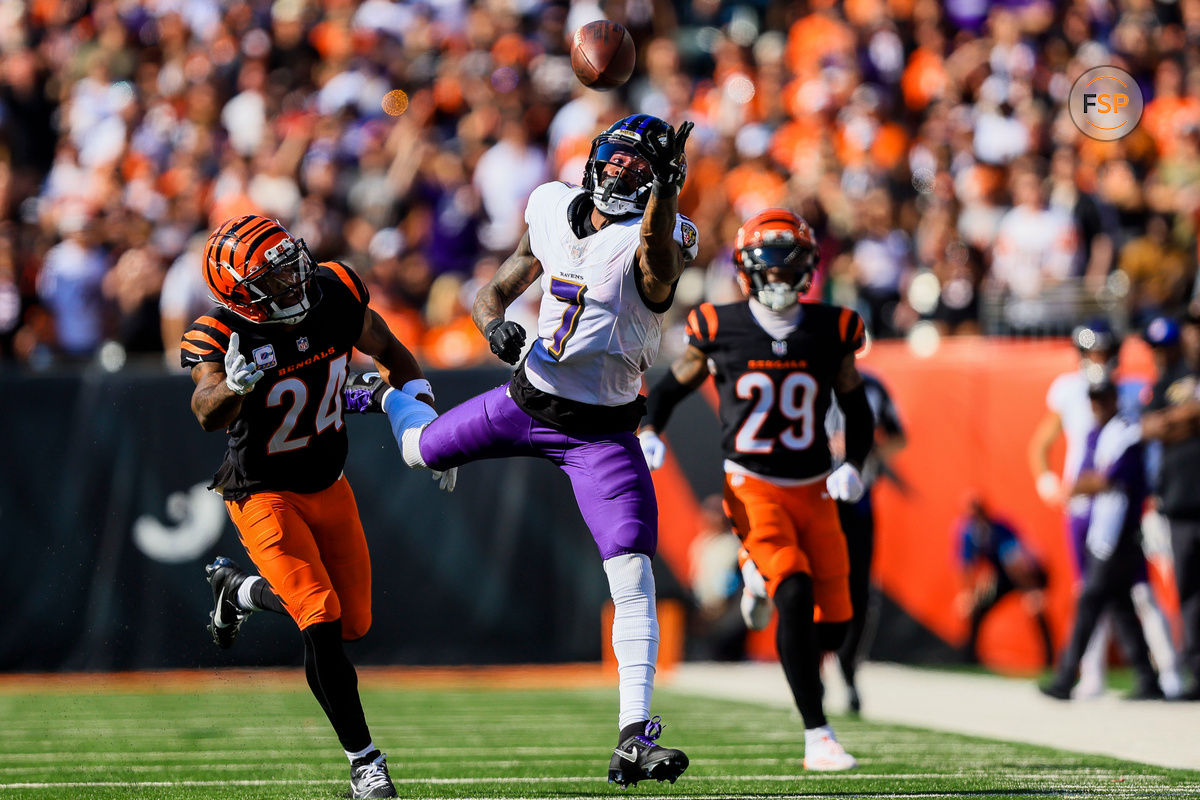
472,229,542,334
472,229,543,364
642,345,709,434
635,185,685,304
355,307,431,405
635,120,693,305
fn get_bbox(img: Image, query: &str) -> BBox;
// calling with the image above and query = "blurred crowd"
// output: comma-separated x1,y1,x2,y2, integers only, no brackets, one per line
3,0,1200,369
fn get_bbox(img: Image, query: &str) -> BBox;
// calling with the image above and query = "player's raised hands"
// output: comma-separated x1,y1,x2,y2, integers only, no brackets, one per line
224,332,264,395
638,120,693,188
485,319,527,365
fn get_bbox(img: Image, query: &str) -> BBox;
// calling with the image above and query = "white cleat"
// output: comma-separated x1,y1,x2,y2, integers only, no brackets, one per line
803,729,858,771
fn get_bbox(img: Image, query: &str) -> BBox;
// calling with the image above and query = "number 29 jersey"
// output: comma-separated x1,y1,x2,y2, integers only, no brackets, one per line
179,262,370,500
686,301,866,481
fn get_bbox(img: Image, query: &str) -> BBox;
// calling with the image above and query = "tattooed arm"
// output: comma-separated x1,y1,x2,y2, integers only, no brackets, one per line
472,229,543,334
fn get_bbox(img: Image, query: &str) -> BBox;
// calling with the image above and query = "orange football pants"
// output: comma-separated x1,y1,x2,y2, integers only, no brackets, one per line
723,471,852,623
225,475,373,639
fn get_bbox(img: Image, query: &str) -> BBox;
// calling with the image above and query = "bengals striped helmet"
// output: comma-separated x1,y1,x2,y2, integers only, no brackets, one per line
203,215,316,324
734,208,819,311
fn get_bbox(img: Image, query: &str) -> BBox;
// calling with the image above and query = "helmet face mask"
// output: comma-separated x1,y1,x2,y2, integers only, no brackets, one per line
734,210,819,311
205,216,317,325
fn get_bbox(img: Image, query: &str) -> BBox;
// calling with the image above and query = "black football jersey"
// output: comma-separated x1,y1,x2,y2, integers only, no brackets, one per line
686,301,865,480
180,262,370,500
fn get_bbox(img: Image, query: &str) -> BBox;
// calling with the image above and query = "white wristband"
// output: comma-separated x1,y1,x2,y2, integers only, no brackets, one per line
401,378,434,402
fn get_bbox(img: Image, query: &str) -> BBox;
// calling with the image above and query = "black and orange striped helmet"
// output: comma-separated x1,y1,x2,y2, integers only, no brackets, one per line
734,208,818,311
203,215,316,324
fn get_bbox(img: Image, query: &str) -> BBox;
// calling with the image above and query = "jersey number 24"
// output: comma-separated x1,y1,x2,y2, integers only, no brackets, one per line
265,354,349,454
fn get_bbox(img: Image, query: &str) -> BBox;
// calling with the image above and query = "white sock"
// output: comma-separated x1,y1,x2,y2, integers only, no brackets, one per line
1078,612,1110,690
346,742,377,763
604,553,659,730
1131,581,1182,696
236,576,263,611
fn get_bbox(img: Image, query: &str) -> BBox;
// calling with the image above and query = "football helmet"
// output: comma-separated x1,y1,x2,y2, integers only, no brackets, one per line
583,114,686,217
1072,319,1120,366
203,215,317,324
734,209,819,311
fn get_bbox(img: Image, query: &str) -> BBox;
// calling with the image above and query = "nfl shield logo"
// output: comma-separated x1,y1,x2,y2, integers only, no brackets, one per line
296,337,310,352
772,340,788,356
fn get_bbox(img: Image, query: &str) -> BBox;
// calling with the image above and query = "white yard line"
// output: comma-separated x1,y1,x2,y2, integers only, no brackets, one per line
664,662,1200,771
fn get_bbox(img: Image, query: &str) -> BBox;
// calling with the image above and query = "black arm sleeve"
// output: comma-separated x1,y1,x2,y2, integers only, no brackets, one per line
643,370,694,431
836,382,875,468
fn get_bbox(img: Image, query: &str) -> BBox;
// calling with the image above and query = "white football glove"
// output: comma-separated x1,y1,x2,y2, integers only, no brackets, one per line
224,331,264,396
638,430,666,471
432,467,457,493
739,555,772,631
1035,471,1061,504
826,463,865,503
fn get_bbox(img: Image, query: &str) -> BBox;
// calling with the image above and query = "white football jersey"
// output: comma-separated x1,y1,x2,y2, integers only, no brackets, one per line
1046,367,1142,516
521,181,698,406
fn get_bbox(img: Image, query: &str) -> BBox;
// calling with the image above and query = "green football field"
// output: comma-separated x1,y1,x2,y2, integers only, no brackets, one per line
1,677,1198,800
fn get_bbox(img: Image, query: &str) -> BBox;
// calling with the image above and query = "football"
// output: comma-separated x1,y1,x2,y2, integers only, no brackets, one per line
570,20,635,90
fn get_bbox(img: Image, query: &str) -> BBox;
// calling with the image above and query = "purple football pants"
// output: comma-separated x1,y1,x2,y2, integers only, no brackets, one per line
417,383,658,560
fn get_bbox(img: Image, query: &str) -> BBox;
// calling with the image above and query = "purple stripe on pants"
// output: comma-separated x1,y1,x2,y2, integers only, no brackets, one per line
418,383,658,559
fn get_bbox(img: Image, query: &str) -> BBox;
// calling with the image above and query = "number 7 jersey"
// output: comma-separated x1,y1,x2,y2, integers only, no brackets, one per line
687,301,866,480
522,181,699,406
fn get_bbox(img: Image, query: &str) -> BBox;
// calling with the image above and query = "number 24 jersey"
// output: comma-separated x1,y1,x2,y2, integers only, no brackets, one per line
686,301,865,481
179,262,369,500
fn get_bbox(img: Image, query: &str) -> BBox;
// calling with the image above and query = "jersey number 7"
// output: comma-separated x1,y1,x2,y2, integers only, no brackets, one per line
734,371,818,454
547,277,587,359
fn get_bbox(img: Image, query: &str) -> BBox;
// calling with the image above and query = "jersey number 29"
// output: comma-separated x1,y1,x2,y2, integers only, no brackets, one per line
734,371,818,453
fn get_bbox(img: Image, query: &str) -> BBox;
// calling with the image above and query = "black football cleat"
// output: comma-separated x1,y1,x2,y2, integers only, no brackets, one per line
344,371,389,414
608,716,689,788
350,751,397,798
205,557,251,650
1038,680,1073,701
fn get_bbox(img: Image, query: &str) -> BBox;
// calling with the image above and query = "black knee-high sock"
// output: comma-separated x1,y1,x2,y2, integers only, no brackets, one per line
774,573,826,729
301,619,371,753
249,579,287,614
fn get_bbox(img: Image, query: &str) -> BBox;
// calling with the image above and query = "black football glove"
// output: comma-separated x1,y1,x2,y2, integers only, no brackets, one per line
485,319,526,365
637,120,693,189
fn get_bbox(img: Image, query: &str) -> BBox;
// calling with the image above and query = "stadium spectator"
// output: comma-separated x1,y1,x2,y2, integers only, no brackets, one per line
1141,309,1200,700
988,163,1078,334
954,497,1053,667
1041,375,1165,701
0,0,1197,368
825,370,907,713
35,217,109,361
